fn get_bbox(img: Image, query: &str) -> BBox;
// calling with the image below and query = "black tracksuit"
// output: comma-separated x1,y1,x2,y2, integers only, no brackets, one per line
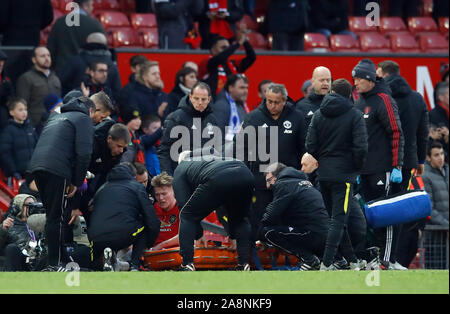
157,95,223,176
260,167,329,264
173,158,254,265
28,98,94,266
88,164,160,269
355,78,405,265
306,93,368,266
296,90,325,129
236,99,306,240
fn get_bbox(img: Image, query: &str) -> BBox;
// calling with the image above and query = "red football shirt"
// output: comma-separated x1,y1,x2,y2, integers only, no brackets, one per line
153,202,180,246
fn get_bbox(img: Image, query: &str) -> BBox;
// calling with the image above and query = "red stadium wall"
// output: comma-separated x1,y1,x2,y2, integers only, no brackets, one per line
116,51,449,111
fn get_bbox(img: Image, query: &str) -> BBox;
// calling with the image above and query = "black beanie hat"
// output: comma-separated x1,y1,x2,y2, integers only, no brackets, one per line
121,107,141,125
352,59,377,82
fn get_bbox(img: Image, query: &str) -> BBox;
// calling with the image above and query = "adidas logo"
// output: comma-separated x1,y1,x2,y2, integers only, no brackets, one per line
376,180,384,186
191,125,197,130
307,111,314,116
261,123,268,128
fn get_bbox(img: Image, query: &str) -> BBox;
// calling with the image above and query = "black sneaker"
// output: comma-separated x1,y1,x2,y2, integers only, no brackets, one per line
178,263,196,271
332,257,350,270
365,247,381,270
235,263,251,271
103,247,117,272
41,265,69,272
297,256,320,271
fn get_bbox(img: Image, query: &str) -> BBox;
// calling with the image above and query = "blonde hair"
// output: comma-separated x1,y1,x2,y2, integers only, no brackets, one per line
151,171,174,188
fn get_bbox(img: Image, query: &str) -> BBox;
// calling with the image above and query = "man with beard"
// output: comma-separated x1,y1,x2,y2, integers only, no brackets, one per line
16,47,61,127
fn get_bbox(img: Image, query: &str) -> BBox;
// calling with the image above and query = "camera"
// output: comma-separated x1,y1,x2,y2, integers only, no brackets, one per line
8,201,45,218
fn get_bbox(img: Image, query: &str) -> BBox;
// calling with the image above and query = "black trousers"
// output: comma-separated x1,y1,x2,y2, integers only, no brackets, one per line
33,171,68,267
320,181,358,266
260,225,326,263
179,167,254,265
249,188,273,242
3,244,28,271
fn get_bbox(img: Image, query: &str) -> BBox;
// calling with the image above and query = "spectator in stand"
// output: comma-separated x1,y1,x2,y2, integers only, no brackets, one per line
149,172,181,250
257,79,273,104
266,0,309,51
128,55,149,84
0,98,38,181
16,47,61,128
152,0,205,49
140,115,163,177
310,0,355,39
388,0,420,21
0,50,14,131
211,73,250,142
58,33,122,102
168,67,199,116
433,0,449,22
440,63,449,83
78,61,115,107
120,107,146,165
157,82,222,175
296,66,332,129
198,27,256,98
198,0,245,50
0,0,53,46
296,79,312,103
422,141,449,227
36,93,63,135
430,82,449,160
125,61,169,120
183,61,199,73
47,0,106,74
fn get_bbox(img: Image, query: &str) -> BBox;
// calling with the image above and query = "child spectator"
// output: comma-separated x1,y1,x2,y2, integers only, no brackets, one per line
120,107,145,165
0,98,38,180
140,115,163,177
36,93,62,135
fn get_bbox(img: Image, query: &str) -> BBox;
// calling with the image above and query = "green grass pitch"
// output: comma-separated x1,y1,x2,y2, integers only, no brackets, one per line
0,270,448,294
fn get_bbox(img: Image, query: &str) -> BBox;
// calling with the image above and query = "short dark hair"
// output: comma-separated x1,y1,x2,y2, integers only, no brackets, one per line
258,79,273,94
91,91,114,113
141,114,161,130
174,66,197,85
191,82,211,96
331,78,353,98
377,60,400,76
7,97,27,111
225,74,249,92
210,36,228,49
108,123,131,143
89,61,108,71
427,141,443,156
436,81,449,98
133,162,148,176
130,55,148,68
264,162,287,177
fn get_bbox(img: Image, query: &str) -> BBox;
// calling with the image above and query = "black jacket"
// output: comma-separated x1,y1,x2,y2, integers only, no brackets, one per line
310,0,349,34
157,95,222,175
237,99,306,189
88,164,160,244
124,81,169,118
0,73,14,130
261,167,329,235
28,98,94,187
167,83,189,115
306,93,368,183
429,103,449,129
355,78,404,175
296,90,325,129
0,119,38,177
266,0,309,34
385,74,429,169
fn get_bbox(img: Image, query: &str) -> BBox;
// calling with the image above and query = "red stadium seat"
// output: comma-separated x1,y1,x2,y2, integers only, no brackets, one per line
379,17,408,34
236,15,259,32
119,0,135,12
418,33,449,53
389,33,420,53
130,13,157,29
97,11,130,29
58,0,73,13
329,34,360,52
246,31,269,50
93,0,120,11
109,27,142,48
51,0,59,9
359,32,391,53
348,16,378,34
408,17,438,34
304,33,329,52
439,17,449,35
138,28,159,49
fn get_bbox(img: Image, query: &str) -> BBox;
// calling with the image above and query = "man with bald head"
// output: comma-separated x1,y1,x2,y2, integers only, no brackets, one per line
59,32,122,102
16,47,62,127
296,66,332,128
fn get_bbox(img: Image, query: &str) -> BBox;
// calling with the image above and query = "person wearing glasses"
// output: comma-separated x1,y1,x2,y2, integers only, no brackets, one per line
79,61,115,106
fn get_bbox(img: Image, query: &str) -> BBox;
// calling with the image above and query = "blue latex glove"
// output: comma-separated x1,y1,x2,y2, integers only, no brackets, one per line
356,175,361,185
390,168,403,183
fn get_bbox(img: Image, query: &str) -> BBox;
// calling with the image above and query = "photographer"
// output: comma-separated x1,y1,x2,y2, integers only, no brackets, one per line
0,194,46,271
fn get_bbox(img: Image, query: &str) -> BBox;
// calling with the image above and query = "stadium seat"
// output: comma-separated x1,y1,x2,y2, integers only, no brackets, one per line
379,17,408,34
130,13,157,29
329,34,360,52
58,0,73,13
359,32,391,53
439,17,449,35
418,33,449,54
389,33,420,53
304,33,329,52
348,16,378,34
97,11,130,29
139,28,159,49
407,17,438,34
51,0,59,9
246,31,269,50
109,27,142,48
236,15,259,32
93,0,120,11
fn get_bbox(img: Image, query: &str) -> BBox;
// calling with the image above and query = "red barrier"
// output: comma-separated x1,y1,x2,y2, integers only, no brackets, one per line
117,50,448,111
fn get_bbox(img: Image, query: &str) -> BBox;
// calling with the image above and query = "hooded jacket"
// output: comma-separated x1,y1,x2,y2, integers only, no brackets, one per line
296,89,325,128
88,164,160,244
306,93,368,183
261,167,329,235
125,81,169,117
237,99,306,189
157,95,222,175
0,118,38,177
28,97,94,187
384,74,429,169
355,78,404,175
